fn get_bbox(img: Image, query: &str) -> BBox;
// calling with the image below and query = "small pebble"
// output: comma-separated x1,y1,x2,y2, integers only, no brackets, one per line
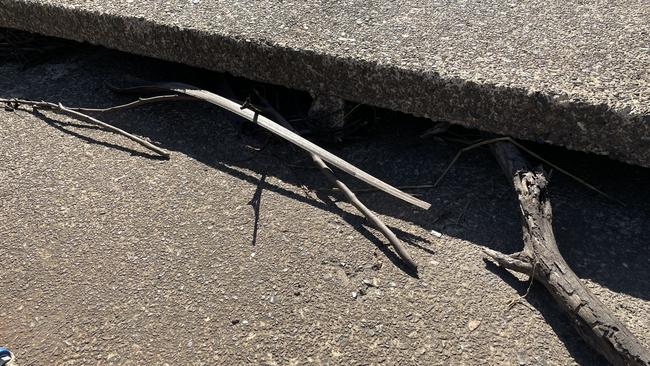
516,351,528,365
467,319,481,331
362,278,380,288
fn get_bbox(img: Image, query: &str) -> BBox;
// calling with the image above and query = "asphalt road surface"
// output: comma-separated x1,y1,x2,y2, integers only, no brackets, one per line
1,47,648,365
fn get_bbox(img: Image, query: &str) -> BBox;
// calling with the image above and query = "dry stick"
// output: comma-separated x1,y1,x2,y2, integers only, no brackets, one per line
1,98,170,158
434,136,622,205
110,82,431,210
71,94,196,113
506,259,538,311
58,104,170,158
321,184,433,193
485,141,650,366
1,95,193,114
252,90,418,268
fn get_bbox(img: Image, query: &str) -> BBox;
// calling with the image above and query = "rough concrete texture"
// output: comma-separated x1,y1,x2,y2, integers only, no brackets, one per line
1,46,649,365
0,0,648,167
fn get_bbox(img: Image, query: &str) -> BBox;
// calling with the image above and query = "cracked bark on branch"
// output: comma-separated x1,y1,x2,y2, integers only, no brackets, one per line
485,141,649,366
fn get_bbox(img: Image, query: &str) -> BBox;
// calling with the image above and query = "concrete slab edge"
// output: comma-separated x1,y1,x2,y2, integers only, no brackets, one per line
1,0,648,167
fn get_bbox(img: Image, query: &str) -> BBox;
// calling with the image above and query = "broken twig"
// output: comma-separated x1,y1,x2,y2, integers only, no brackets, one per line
108,82,431,210
252,90,418,268
318,184,434,194
71,94,195,113
1,98,170,158
434,136,622,205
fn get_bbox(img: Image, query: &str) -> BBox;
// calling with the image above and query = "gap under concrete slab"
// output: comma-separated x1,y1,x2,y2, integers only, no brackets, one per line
0,0,648,166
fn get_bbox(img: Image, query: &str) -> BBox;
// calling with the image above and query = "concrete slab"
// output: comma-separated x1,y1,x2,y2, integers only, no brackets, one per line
0,0,649,166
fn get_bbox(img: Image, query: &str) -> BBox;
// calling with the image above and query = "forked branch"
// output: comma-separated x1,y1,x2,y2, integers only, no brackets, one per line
109,82,431,210
485,141,650,366
252,90,417,268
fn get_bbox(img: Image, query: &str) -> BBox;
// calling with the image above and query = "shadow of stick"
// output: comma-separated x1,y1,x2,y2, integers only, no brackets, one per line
32,109,165,160
248,173,266,246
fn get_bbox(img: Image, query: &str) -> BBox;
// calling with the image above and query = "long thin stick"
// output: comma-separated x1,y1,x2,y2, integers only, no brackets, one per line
253,90,418,268
434,136,622,205
321,184,433,193
72,94,195,113
1,98,170,158
110,82,431,210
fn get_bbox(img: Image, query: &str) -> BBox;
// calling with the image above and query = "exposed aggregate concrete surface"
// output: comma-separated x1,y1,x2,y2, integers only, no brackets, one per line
0,0,648,166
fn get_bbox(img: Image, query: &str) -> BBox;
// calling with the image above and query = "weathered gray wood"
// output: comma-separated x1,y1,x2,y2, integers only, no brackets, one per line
486,141,650,366
254,92,418,268
121,82,431,210
1,97,171,158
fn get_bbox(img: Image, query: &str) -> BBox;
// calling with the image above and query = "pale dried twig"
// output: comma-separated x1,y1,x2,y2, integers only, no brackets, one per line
252,90,418,268
1,97,170,158
434,136,622,205
71,94,195,113
109,82,432,210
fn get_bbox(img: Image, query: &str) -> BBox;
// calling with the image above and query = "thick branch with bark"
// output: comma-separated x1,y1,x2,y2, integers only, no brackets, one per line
485,141,650,366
